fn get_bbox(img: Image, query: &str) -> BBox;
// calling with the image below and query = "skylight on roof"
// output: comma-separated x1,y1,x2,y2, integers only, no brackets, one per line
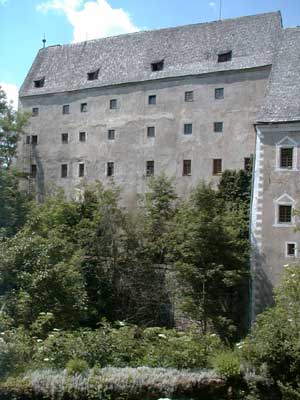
218,51,232,63
34,77,45,88
151,60,164,72
87,69,99,81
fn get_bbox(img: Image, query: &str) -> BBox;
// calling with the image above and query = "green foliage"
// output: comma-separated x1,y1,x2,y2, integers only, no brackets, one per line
66,358,89,375
210,350,241,379
241,265,300,391
168,181,249,341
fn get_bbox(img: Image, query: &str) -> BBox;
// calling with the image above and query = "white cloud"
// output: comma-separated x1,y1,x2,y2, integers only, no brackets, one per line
209,1,216,10
36,0,139,42
0,82,19,109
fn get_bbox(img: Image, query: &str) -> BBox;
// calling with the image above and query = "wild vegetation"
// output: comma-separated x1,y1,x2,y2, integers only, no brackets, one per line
0,86,299,399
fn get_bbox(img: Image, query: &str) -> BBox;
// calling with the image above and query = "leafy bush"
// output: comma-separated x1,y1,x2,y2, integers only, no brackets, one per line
210,350,241,379
66,358,89,375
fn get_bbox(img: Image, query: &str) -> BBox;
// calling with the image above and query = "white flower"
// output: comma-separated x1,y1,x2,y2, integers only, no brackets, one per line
210,333,216,337
36,339,43,343
158,333,167,339
43,358,49,361
52,328,60,332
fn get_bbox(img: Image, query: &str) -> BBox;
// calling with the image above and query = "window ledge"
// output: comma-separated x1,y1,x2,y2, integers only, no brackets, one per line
275,168,298,172
273,223,295,228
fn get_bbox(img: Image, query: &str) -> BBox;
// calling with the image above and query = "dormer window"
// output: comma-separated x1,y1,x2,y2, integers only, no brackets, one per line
87,69,99,81
34,77,45,88
218,51,232,63
151,60,164,72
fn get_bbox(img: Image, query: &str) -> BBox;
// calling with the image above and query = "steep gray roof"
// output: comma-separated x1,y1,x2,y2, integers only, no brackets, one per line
20,11,282,97
257,27,300,123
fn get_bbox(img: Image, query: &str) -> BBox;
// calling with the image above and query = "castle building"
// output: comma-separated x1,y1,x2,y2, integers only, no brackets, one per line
18,11,300,319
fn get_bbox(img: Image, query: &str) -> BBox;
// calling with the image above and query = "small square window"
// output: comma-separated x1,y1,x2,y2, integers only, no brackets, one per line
81,103,87,112
87,69,99,81
214,122,223,133
79,163,85,177
110,99,117,109
32,107,39,116
107,162,114,177
31,164,37,178
184,123,193,135
34,77,45,88
215,88,224,99
185,91,194,102
31,135,38,145
244,157,251,171
279,205,292,223
108,129,115,140
79,132,86,142
146,160,154,176
151,60,164,71
218,51,232,62
148,95,156,105
61,164,68,178
286,242,296,257
213,159,222,175
280,148,293,169
147,126,155,138
62,133,68,144
62,105,70,115
183,160,191,176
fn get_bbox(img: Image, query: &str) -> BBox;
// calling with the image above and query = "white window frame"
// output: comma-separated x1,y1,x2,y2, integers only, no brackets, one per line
285,241,297,258
273,193,296,227
275,136,298,171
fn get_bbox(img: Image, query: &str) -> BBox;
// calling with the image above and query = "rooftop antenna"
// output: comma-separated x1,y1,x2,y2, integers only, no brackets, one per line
219,0,222,20
42,33,46,48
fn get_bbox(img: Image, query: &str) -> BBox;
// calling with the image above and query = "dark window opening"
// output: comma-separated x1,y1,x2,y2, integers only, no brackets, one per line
244,157,251,171
218,51,232,62
79,163,85,177
213,158,222,175
62,133,68,144
26,136,30,144
183,160,191,176
107,162,114,177
110,99,117,109
280,148,293,169
279,205,292,223
185,91,194,102
81,103,87,112
146,160,154,176
32,107,39,116
34,77,45,88
215,88,224,99
31,164,37,178
79,132,86,142
61,164,68,178
287,243,296,256
147,126,155,138
108,129,115,140
151,60,164,72
184,123,193,135
87,69,99,81
62,105,70,114
31,135,38,145
214,122,223,132
148,95,156,105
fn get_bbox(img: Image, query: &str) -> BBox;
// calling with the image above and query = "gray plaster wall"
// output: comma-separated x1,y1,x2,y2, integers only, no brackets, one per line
251,123,300,317
18,67,270,206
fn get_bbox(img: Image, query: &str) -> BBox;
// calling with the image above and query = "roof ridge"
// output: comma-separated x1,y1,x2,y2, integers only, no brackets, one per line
42,11,281,50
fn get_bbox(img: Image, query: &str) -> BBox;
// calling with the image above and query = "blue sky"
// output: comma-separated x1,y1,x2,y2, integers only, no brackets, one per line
1,0,299,106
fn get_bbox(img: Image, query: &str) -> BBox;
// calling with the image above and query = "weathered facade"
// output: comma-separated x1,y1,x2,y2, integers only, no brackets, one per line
18,11,300,319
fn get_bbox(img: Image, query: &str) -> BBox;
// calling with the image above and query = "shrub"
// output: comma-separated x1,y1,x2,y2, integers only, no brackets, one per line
210,350,241,379
66,358,89,375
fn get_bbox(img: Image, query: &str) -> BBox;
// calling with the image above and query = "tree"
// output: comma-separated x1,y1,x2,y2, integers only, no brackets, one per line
168,182,249,341
0,87,29,237
241,265,300,394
